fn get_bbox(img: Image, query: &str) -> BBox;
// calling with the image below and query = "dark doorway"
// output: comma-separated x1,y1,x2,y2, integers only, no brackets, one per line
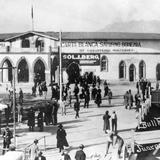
156,64,160,80
129,64,135,82
18,59,29,82
2,59,12,82
119,61,126,79
34,59,45,82
66,62,80,83
139,60,146,79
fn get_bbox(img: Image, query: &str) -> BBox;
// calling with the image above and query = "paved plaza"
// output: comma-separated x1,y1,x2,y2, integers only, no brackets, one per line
0,82,159,160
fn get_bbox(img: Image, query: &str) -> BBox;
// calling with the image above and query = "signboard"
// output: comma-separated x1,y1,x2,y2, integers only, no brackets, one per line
135,117,160,132
61,40,143,53
61,40,160,54
62,53,100,67
135,142,160,160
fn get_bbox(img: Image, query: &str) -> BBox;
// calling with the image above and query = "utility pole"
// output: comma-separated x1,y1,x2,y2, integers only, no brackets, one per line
0,67,16,146
59,31,62,105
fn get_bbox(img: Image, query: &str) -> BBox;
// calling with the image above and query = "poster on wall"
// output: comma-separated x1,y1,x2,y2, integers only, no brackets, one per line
62,53,100,67
135,117,160,132
134,142,160,160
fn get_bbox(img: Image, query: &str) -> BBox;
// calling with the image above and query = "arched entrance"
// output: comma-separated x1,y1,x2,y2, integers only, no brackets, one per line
156,63,160,80
66,62,80,83
139,60,146,79
17,59,29,82
34,59,45,82
119,61,126,79
129,64,136,82
2,59,12,82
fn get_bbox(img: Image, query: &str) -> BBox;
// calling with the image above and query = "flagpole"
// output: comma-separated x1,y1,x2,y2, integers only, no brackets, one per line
59,31,62,105
31,5,34,31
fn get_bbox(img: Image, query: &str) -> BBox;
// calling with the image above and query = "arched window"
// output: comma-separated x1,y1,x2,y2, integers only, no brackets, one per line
119,61,126,79
36,38,45,52
139,60,146,79
129,64,136,82
18,59,29,82
34,59,46,82
21,39,30,48
101,56,108,71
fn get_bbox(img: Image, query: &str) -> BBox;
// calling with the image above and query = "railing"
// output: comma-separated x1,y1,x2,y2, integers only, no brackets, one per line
23,136,46,160
0,136,46,160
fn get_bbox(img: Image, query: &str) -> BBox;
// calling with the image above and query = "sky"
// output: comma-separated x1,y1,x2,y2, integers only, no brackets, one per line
0,0,160,33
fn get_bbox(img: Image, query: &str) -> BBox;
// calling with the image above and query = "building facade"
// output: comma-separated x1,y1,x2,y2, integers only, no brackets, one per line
0,31,160,86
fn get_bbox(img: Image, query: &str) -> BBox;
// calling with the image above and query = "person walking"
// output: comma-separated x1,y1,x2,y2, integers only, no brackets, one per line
29,139,39,160
19,88,23,105
61,150,71,160
112,132,124,159
128,90,133,110
124,91,129,109
108,89,112,105
74,101,80,119
2,127,13,155
75,144,86,160
104,84,109,97
42,81,48,99
105,131,113,157
52,101,59,125
103,110,111,134
37,109,44,132
91,84,97,100
56,124,69,153
27,107,35,131
35,151,46,160
95,87,102,107
74,83,79,102
135,90,141,112
111,111,117,133
84,89,90,108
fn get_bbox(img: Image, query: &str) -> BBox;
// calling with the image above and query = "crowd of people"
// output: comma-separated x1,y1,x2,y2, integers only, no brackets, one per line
60,73,113,117
1,73,157,160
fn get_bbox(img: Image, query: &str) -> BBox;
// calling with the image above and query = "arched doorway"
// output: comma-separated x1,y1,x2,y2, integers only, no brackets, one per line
129,64,136,82
34,59,45,82
17,59,29,82
2,59,12,82
66,62,80,83
139,60,146,79
119,61,126,79
156,64,160,80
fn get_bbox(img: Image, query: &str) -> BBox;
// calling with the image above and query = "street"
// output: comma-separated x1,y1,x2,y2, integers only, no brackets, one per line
0,82,159,160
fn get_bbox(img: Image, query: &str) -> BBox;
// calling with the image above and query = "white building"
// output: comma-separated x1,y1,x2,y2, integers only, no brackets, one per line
0,31,160,85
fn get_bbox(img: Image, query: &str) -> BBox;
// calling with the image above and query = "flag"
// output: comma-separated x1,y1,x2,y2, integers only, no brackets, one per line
31,5,34,19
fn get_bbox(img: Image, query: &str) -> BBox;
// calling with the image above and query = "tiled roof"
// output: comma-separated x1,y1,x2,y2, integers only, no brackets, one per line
1,31,160,41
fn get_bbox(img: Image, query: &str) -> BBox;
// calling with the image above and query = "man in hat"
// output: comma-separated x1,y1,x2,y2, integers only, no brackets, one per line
61,150,71,160
29,139,39,160
56,124,69,153
35,151,46,160
75,144,86,160
2,126,13,155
